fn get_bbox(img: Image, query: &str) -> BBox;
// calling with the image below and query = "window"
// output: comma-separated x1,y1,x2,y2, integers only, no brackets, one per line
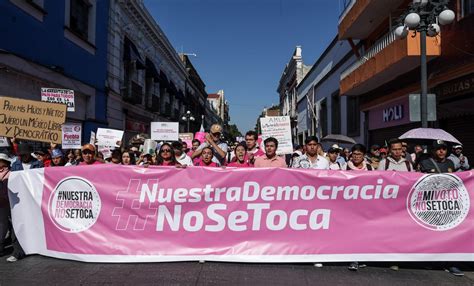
70,0,90,39
320,98,328,138
64,0,96,54
331,90,341,134
461,0,474,18
347,96,360,137
10,0,45,21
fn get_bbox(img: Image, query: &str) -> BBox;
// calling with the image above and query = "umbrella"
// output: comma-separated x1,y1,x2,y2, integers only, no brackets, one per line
399,128,461,144
321,134,356,144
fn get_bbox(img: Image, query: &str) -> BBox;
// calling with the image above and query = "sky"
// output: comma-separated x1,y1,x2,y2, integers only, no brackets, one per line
144,0,342,134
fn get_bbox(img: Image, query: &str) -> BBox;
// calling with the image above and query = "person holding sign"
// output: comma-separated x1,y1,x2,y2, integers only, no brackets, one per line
192,124,228,166
254,137,287,168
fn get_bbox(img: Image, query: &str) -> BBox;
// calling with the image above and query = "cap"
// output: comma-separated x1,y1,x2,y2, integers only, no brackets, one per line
82,143,96,152
210,124,223,134
379,147,388,153
17,143,32,155
0,153,11,163
51,149,63,158
328,147,339,153
433,139,447,149
34,148,47,156
453,145,463,150
331,144,342,150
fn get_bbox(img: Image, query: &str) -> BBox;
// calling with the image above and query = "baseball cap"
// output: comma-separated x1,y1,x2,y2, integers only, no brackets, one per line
453,145,463,150
0,153,11,163
82,143,96,152
51,149,63,158
331,144,342,150
433,140,447,149
210,124,223,134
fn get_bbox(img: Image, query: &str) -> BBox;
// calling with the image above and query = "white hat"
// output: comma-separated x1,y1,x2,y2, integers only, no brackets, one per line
453,145,463,149
0,153,11,163
331,144,342,150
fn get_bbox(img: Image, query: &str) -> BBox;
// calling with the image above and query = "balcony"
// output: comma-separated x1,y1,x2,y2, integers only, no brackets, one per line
338,0,406,40
340,30,441,96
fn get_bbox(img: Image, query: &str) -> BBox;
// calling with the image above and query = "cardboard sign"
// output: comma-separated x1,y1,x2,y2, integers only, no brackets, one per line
0,137,9,147
194,132,206,144
61,123,82,149
260,116,292,155
96,128,123,147
0,96,67,144
41,88,75,112
151,122,179,141
98,145,114,159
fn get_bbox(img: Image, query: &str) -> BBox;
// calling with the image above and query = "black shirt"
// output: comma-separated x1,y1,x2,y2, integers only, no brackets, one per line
419,158,455,173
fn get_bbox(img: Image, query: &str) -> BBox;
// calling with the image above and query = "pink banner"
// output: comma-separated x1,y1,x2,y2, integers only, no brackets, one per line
9,166,474,263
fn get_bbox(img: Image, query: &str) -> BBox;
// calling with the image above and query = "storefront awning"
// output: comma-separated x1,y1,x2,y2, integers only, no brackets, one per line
123,37,145,69
145,58,159,80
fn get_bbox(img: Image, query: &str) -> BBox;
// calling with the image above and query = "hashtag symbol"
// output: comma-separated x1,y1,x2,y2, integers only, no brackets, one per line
417,191,423,201
111,179,158,231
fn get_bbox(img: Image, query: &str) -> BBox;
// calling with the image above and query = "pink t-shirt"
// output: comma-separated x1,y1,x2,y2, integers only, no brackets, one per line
195,161,218,167
227,161,252,168
254,155,287,168
78,160,103,166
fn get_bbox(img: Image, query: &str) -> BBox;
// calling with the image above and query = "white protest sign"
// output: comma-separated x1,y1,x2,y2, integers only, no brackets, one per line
0,137,9,147
151,122,179,141
90,131,96,145
260,116,293,155
41,88,75,112
98,145,114,159
61,123,82,149
96,128,123,147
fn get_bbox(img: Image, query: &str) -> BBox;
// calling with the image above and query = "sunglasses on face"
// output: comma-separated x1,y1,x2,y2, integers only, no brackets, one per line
82,150,94,155
160,149,172,153
212,132,221,137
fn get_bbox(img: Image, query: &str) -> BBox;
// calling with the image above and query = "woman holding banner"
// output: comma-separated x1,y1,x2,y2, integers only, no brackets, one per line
155,143,181,167
227,143,252,168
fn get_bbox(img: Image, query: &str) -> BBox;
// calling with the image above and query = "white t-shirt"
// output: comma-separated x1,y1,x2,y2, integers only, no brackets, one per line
291,154,329,169
22,163,31,170
177,153,193,166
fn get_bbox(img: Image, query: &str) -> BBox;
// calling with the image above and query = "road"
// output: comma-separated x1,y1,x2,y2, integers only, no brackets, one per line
0,253,473,285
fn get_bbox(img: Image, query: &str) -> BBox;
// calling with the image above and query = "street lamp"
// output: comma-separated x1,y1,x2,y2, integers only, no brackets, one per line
395,0,454,128
181,110,195,132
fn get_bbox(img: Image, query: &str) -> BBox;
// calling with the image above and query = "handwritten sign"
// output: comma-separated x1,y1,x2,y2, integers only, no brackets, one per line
62,123,82,149
151,122,179,141
41,88,75,112
179,133,194,147
0,96,67,144
260,116,292,155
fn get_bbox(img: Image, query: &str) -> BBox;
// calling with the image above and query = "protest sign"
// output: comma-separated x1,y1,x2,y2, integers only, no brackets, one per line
90,131,96,145
0,96,66,144
41,88,75,112
194,132,206,144
260,116,292,154
143,139,157,155
0,136,9,147
10,167,474,263
98,145,114,159
96,128,123,147
179,133,194,147
151,122,179,141
61,123,82,149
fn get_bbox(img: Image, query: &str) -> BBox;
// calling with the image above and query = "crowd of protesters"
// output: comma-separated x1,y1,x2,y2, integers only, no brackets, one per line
0,123,471,275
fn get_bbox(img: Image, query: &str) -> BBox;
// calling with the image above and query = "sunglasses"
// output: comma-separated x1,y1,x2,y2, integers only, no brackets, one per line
212,132,221,137
82,150,94,155
160,149,172,153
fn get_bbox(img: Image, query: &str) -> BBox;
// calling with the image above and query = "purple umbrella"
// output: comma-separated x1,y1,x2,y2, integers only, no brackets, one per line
399,128,461,144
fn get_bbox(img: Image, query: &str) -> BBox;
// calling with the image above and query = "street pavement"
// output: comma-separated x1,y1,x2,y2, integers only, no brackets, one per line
0,252,473,286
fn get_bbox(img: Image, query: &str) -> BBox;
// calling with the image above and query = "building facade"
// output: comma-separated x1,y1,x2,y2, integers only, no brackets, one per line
277,46,312,141
0,0,110,140
296,36,364,147
338,0,474,159
207,90,229,127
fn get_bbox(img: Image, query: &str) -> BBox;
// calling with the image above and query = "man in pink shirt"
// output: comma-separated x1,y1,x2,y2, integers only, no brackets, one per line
254,137,287,168
79,144,103,166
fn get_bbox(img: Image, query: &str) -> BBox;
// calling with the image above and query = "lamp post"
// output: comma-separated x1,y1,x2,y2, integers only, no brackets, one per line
394,0,454,128
181,110,195,132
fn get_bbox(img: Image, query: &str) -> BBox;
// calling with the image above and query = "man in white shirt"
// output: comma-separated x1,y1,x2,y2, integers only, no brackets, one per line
172,141,193,167
378,138,413,172
291,136,329,169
